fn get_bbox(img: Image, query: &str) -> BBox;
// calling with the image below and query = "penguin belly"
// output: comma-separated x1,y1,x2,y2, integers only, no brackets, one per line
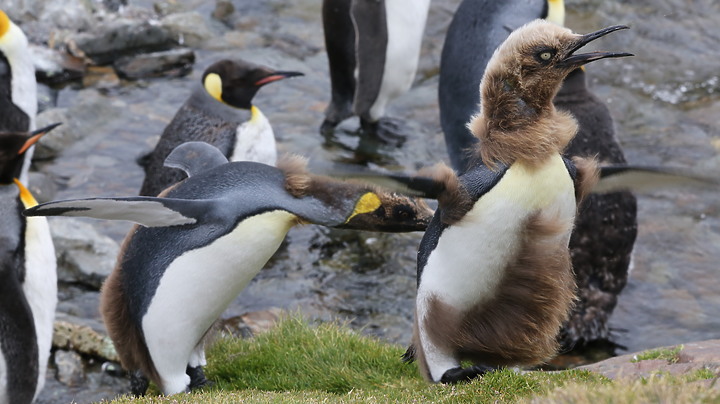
140,210,296,395
231,106,277,166
416,155,576,381
19,215,56,401
366,0,431,121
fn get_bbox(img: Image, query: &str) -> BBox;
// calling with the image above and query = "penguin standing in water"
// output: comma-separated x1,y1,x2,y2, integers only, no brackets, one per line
439,0,637,354
320,0,431,145
26,141,433,396
402,20,632,383
0,123,60,404
138,59,303,196
0,10,38,184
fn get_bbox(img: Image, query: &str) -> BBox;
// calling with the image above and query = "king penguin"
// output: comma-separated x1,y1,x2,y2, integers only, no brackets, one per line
320,0,431,144
0,10,38,184
438,0,637,354
0,123,60,404
401,20,632,383
138,59,303,197
25,141,433,396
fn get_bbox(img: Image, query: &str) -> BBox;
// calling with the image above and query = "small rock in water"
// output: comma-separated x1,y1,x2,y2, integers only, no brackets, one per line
114,48,195,79
161,11,219,48
49,217,120,290
54,350,86,387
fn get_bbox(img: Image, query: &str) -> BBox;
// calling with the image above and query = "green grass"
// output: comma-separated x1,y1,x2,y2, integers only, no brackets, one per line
105,316,719,404
630,344,684,364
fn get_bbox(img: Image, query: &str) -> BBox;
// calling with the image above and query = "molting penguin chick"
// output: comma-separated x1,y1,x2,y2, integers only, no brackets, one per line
406,20,631,383
138,59,303,197
25,141,432,396
320,0,431,145
0,123,60,404
0,10,38,184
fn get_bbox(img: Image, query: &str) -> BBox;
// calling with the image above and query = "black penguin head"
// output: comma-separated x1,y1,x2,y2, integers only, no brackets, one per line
202,59,304,109
484,20,631,111
335,190,432,232
0,123,61,184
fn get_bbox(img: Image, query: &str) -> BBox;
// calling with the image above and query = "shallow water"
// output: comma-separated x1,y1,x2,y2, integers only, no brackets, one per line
18,0,720,401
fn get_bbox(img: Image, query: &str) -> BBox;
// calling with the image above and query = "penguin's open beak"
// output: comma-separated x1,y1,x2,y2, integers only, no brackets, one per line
18,122,62,155
255,71,304,86
559,25,633,69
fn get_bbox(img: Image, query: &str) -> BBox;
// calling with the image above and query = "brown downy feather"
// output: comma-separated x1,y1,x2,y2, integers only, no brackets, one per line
418,162,472,225
570,156,600,204
420,211,576,371
99,227,161,386
276,154,311,198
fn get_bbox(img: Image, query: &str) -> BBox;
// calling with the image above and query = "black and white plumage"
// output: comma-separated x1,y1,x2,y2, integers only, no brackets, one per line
320,0,431,144
438,0,637,354
0,124,60,404
26,141,433,396
139,59,303,197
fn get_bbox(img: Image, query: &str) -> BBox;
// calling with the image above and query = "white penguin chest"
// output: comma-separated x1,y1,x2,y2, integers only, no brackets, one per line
231,106,277,166
141,210,296,340
418,155,576,310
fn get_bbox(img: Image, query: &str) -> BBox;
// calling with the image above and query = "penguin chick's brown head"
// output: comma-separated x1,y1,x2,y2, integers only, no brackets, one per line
277,154,432,232
202,59,303,109
0,123,61,184
469,20,631,168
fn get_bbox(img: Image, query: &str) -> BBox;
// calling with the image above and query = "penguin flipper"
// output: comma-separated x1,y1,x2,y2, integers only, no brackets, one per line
594,164,719,194
350,0,387,119
164,141,229,178
23,196,218,227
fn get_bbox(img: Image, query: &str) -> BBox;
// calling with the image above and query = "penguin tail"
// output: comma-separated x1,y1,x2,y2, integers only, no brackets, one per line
401,344,416,363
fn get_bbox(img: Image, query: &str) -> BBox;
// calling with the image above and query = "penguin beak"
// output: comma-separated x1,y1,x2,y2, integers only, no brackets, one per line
254,71,304,86
336,196,432,233
559,25,633,69
18,122,62,155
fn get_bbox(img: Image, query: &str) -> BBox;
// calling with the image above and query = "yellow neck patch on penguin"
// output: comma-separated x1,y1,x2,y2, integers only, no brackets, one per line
14,178,38,208
345,192,382,223
546,0,565,26
250,105,262,124
204,72,223,103
0,10,10,38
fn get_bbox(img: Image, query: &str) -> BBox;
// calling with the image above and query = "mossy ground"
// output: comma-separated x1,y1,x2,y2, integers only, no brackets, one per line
105,316,719,403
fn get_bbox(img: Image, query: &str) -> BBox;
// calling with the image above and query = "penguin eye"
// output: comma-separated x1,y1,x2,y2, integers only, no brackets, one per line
534,48,556,63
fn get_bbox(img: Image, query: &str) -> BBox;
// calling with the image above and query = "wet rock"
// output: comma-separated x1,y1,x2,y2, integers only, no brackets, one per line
27,171,58,204
69,21,178,65
34,108,81,160
31,45,86,86
161,11,219,48
49,217,120,290
212,0,235,23
39,0,95,32
103,0,127,13
53,320,119,362
219,308,284,338
81,66,121,89
114,48,195,79
54,350,86,387
580,340,720,380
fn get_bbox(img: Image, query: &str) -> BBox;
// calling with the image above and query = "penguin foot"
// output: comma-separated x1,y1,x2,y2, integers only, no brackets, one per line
439,364,494,384
320,119,340,136
360,117,408,146
401,344,416,363
187,365,214,391
129,370,149,396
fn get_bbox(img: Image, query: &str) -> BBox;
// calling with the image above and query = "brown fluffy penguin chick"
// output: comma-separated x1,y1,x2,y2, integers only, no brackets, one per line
406,20,631,383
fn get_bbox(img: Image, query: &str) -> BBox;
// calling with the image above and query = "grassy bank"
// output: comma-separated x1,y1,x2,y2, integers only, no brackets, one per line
106,316,719,403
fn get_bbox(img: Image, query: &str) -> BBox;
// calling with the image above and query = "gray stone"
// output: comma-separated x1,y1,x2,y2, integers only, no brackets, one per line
31,45,85,86
26,171,57,204
161,12,218,48
54,350,85,387
39,0,95,32
114,48,195,80
34,108,80,160
69,21,178,65
49,217,120,289
53,321,119,362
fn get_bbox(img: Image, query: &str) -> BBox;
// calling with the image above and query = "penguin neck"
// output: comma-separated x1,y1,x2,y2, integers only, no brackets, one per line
469,84,578,169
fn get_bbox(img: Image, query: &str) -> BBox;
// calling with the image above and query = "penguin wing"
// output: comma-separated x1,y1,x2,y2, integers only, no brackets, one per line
350,0,387,116
23,196,219,227
164,141,229,178
594,164,719,194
